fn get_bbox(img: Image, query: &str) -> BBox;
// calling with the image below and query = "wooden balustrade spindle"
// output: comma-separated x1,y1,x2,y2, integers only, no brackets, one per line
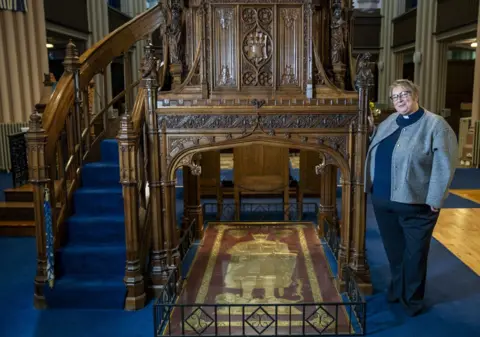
103,69,109,132
83,88,91,156
88,79,96,138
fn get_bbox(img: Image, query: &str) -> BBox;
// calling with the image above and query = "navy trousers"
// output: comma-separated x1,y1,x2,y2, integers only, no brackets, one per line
371,195,440,316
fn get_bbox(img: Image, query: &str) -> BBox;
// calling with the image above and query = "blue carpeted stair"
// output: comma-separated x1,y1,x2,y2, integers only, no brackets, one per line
45,139,126,309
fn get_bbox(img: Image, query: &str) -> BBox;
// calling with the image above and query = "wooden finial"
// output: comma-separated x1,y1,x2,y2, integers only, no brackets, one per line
29,110,42,131
63,39,80,73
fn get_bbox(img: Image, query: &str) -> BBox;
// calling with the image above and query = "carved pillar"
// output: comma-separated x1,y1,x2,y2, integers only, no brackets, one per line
349,53,373,294
160,123,176,268
117,114,146,311
331,0,348,89
26,111,49,309
167,0,184,88
336,122,354,290
197,4,208,98
142,43,166,292
318,165,338,236
305,1,314,98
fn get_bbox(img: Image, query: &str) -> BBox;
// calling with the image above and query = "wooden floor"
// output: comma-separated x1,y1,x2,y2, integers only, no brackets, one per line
449,189,480,204
433,189,480,276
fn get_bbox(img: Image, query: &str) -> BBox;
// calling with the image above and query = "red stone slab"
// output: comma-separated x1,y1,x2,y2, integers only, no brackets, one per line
163,223,354,335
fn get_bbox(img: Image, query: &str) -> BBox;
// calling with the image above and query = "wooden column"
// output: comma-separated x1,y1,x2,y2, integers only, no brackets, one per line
26,111,49,309
336,121,355,291
117,114,146,311
142,43,166,292
160,122,176,268
349,53,373,294
319,165,338,227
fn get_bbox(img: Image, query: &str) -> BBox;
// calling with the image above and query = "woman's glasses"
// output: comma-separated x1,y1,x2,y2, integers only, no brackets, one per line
390,91,411,102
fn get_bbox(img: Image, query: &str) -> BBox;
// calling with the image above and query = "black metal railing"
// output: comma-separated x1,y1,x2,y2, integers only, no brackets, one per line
176,218,196,263
203,202,318,223
324,218,340,259
154,268,366,336
8,132,28,187
344,267,367,334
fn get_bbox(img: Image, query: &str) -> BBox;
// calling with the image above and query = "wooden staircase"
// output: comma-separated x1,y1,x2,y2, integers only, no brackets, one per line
0,181,62,236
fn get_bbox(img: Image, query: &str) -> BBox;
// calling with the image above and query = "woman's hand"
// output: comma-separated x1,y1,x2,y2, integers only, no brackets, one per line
367,114,375,134
430,206,440,212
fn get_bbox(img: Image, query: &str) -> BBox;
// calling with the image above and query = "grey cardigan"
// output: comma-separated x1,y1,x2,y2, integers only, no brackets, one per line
364,110,458,209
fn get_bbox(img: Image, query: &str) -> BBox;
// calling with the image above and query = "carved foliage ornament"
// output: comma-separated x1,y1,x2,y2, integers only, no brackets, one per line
158,113,356,130
178,153,202,176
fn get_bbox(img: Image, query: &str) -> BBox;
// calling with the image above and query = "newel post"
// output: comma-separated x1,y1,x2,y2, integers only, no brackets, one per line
117,113,146,311
26,110,49,309
349,53,374,294
142,41,167,293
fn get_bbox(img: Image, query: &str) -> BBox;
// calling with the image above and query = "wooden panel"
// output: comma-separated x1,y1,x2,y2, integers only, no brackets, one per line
213,6,238,89
240,5,274,88
436,0,479,35
299,150,321,196
199,150,221,197
233,145,289,193
392,9,417,48
277,6,302,88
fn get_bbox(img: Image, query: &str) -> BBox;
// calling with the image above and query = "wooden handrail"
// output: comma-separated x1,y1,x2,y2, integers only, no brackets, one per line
42,4,164,163
132,87,146,133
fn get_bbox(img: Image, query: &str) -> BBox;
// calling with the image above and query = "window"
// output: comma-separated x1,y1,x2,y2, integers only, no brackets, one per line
108,0,121,10
146,0,157,9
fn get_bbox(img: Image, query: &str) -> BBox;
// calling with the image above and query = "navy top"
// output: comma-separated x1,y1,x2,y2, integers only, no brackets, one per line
372,108,425,199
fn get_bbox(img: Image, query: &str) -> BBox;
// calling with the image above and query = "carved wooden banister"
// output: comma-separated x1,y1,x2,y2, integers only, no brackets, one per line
28,4,165,310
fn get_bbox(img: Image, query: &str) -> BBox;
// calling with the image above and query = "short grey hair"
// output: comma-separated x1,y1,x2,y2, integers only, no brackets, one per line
389,79,420,100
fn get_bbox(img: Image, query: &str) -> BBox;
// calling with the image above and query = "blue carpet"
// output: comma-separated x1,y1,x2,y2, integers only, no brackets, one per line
1,168,480,336
44,139,126,309
0,171,12,201
450,168,480,189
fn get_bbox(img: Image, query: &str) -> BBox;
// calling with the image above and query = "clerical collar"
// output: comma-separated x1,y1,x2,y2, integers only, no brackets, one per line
396,107,424,126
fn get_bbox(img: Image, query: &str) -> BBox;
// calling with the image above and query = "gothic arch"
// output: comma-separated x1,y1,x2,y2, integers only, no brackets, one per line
167,135,351,181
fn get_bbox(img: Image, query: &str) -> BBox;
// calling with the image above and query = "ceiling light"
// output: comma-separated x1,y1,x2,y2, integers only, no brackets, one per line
46,43,54,48
471,42,478,48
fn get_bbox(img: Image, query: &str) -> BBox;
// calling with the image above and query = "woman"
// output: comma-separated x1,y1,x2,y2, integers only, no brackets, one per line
364,79,458,316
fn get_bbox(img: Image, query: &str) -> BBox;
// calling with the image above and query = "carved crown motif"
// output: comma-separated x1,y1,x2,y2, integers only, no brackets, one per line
245,30,269,63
